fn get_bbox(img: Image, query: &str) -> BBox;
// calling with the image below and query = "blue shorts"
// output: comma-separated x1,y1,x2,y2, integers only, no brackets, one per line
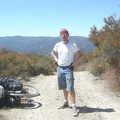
57,67,74,92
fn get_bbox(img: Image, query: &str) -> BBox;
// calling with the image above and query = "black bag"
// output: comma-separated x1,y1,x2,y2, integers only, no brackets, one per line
1,95,21,108
0,78,23,91
0,98,3,108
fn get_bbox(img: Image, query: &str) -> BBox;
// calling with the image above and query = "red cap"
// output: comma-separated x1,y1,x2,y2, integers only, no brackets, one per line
60,29,69,36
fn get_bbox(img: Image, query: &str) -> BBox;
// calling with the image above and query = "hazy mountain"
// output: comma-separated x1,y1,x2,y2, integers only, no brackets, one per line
0,36,95,56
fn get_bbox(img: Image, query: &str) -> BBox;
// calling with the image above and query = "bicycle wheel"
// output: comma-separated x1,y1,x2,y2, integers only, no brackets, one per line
9,85,40,98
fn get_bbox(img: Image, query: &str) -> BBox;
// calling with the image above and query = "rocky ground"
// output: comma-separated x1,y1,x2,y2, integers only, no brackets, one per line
0,71,120,120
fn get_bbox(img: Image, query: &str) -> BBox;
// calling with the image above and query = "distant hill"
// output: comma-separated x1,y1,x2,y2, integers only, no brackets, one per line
0,36,95,56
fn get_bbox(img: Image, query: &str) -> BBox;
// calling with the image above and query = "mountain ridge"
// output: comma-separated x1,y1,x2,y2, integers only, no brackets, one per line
0,36,95,56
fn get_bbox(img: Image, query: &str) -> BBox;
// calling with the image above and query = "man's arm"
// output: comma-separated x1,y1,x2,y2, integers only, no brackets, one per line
51,50,58,63
72,50,84,66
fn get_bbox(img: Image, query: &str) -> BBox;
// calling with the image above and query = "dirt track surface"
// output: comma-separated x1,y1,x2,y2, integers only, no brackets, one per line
0,71,120,120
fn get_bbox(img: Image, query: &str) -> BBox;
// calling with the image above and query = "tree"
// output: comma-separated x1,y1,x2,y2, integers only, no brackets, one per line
88,15,120,78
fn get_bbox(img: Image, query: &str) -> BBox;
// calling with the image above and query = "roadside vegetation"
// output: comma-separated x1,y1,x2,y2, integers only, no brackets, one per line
79,15,120,91
0,48,56,80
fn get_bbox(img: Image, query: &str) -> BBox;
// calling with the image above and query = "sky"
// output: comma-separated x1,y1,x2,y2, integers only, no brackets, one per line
0,0,119,37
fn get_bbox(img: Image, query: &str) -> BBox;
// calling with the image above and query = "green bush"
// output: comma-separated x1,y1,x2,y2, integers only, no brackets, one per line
89,15,120,79
0,49,56,80
90,61,105,77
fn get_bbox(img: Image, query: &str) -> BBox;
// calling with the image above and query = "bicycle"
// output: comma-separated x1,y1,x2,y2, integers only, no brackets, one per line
5,84,40,98
0,79,40,107
5,84,40,104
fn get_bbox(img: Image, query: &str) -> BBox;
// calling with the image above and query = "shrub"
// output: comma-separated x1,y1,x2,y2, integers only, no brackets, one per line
89,15,120,79
0,49,56,80
90,60,105,77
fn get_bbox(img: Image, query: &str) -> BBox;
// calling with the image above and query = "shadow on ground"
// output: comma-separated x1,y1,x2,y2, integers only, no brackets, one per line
20,102,42,109
77,106,115,113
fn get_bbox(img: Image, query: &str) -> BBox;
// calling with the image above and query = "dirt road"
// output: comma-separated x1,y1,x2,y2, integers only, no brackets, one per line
0,71,120,120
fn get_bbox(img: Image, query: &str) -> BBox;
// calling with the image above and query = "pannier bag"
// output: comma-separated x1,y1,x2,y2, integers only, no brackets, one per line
0,95,21,108
0,78,23,91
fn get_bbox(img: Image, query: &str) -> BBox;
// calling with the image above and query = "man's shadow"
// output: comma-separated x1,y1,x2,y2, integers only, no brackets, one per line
77,106,114,113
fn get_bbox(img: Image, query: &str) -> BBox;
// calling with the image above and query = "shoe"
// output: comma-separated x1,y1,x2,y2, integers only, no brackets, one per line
57,101,69,109
72,106,79,117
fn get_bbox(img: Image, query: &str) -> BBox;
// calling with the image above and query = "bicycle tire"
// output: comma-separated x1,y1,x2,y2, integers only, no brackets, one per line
8,84,40,98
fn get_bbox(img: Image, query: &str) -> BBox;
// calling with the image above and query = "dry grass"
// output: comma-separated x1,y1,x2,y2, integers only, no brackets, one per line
76,62,92,71
78,63,120,93
101,68,120,92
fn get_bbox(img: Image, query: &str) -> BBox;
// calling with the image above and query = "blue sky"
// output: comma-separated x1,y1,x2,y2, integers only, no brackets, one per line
0,0,119,37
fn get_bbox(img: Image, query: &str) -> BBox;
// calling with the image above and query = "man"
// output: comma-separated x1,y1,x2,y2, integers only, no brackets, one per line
51,29,84,117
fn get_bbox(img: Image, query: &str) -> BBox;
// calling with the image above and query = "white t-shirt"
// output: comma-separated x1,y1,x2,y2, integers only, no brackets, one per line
53,41,79,66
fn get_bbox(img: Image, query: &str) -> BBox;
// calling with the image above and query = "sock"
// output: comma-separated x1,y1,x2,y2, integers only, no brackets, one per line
72,104,76,108
64,99,68,103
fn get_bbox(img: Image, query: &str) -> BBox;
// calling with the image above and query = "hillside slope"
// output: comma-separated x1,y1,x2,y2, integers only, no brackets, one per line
0,36,95,55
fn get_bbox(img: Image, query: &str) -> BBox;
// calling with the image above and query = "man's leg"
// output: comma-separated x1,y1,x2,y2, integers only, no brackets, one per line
69,91,76,105
63,89,68,101
70,91,79,117
57,89,69,109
